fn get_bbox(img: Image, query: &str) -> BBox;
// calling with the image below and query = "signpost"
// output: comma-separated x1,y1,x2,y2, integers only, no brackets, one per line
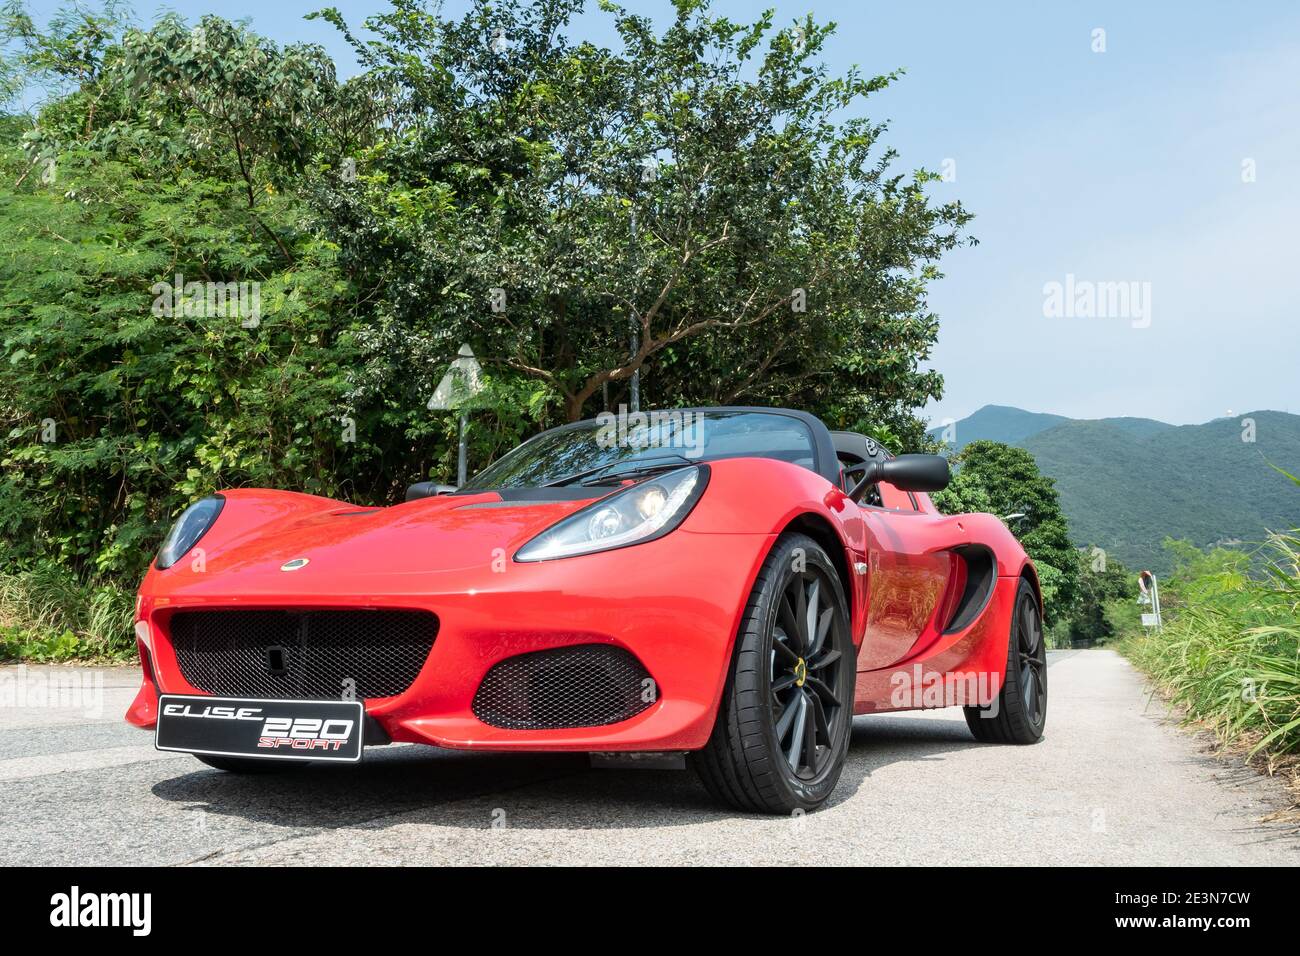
427,344,485,487
1137,570,1162,630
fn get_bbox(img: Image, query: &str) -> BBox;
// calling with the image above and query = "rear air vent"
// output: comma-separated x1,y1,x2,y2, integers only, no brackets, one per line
942,545,997,635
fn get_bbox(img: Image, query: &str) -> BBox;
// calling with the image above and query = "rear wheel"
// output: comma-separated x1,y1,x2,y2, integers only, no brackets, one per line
195,754,308,773
963,578,1047,744
693,533,856,814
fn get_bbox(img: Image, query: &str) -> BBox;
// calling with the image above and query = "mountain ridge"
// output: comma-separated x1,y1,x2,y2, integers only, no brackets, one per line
929,405,1300,573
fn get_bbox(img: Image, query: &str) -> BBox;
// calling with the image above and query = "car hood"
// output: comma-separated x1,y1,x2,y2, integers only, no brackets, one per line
148,491,601,595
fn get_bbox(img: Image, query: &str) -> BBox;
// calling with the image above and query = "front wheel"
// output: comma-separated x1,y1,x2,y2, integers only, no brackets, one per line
692,533,856,814
963,578,1047,744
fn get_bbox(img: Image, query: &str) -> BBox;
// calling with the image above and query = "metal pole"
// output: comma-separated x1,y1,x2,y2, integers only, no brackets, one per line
1151,575,1162,631
629,317,640,413
629,210,640,413
457,409,468,487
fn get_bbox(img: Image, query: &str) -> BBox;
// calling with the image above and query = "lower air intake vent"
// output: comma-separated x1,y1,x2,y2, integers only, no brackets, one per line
169,609,438,701
472,645,654,730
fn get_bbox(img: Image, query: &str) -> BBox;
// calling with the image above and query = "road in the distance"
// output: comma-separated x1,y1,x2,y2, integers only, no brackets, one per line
2,650,1296,866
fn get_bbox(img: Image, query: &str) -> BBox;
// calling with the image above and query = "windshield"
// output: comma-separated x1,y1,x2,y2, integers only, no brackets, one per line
463,410,818,490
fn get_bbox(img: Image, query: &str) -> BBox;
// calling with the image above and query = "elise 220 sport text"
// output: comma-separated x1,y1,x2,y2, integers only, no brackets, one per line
127,407,1047,813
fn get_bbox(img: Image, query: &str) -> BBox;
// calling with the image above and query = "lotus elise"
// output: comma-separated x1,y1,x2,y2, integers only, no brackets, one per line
127,406,1047,814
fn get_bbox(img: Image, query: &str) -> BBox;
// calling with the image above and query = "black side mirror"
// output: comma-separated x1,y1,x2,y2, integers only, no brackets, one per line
405,482,459,502
848,454,949,501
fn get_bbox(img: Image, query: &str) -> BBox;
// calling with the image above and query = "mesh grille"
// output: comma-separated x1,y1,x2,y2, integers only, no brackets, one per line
169,609,438,701
472,645,654,730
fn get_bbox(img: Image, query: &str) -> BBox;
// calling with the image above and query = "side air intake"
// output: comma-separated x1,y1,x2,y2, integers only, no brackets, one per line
942,545,998,635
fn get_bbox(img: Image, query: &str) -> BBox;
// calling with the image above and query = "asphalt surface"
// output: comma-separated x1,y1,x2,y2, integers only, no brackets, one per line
1,650,1297,866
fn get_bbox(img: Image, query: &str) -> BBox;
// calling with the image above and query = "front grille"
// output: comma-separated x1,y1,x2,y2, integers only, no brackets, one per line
472,645,654,730
169,609,438,701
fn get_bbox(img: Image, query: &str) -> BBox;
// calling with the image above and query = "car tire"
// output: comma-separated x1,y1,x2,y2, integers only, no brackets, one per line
194,754,308,773
692,532,856,814
963,577,1047,744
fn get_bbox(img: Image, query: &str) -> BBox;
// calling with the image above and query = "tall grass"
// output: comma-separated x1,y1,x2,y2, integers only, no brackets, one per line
0,562,135,661
1122,529,1300,765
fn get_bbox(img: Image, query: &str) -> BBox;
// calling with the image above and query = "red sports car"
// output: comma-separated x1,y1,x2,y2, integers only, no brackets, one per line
127,407,1047,813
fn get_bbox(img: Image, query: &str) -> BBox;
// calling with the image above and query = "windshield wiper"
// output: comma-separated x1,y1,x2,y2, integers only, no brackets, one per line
577,461,697,487
543,453,694,488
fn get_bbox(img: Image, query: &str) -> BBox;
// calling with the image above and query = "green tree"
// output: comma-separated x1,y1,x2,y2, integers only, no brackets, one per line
0,10,366,580
0,0,132,126
312,0,972,444
1067,548,1131,645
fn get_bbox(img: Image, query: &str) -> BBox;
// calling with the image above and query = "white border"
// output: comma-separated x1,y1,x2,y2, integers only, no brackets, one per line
155,694,365,763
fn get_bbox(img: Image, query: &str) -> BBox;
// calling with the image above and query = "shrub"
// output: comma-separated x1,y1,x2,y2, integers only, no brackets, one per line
0,560,135,660
1121,530,1300,763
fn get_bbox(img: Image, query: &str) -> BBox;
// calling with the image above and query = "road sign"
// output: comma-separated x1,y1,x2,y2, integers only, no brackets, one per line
427,345,485,486
1137,571,1162,630
427,344,484,411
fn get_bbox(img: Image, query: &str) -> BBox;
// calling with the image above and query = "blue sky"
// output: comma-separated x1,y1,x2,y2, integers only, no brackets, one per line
28,1,1300,426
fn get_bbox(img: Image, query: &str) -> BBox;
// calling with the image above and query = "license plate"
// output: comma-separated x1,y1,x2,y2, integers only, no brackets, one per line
155,695,364,762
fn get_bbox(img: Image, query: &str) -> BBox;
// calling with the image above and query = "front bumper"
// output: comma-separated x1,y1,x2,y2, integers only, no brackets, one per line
126,530,776,752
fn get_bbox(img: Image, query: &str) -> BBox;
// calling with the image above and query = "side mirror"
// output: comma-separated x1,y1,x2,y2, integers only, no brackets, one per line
405,482,459,502
848,454,949,501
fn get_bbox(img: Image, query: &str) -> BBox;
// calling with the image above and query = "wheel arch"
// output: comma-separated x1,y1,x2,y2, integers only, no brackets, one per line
1018,560,1044,616
779,512,853,614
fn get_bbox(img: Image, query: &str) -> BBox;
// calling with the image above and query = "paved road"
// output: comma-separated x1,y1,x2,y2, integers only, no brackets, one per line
2,650,1296,866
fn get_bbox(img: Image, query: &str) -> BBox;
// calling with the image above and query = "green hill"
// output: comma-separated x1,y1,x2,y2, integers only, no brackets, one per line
931,406,1300,573
932,404,1069,451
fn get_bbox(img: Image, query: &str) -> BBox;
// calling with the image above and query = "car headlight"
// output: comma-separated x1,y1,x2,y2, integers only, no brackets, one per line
155,496,225,570
515,465,709,562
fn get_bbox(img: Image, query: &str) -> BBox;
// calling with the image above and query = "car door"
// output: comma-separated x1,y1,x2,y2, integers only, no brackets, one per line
831,432,954,671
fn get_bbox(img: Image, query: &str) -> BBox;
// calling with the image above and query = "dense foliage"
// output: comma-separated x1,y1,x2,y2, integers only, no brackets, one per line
0,1,971,655
0,7,369,589
310,0,969,430
1122,524,1300,766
